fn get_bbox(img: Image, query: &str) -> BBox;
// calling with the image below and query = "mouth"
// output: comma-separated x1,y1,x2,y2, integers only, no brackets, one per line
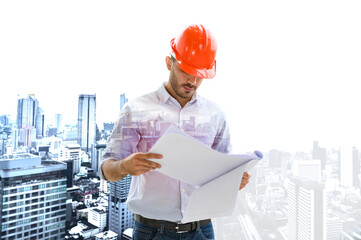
183,85,195,92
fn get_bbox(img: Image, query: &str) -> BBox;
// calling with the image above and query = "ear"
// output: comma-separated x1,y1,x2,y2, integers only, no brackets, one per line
165,56,172,71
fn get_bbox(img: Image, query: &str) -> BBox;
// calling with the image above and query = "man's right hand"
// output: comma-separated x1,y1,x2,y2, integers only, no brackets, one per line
120,152,163,176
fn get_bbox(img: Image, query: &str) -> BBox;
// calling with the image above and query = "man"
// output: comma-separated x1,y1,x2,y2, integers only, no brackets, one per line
99,24,251,240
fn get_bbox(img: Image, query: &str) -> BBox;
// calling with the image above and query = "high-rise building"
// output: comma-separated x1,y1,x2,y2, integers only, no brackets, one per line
313,141,327,169
0,154,67,239
120,93,128,111
59,144,82,174
108,175,133,238
78,94,96,152
17,93,39,129
91,143,106,174
0,115,9,127
16,94,44,147
18,127,36,148
0,140,4,156
292,159,321,182
89,208,107,232
10,128,18,151
36,107,45,139
269,149,282,168
55,114,63,134
287,177,326,240
326,215,342,240
352,147,360,188
340,145,353,187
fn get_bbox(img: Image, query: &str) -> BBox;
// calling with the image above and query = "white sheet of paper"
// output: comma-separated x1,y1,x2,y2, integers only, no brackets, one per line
148,126,262,186
181,165,245,223
147,126,262,222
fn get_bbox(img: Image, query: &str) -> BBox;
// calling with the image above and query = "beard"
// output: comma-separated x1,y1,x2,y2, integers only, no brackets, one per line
169,71,196,99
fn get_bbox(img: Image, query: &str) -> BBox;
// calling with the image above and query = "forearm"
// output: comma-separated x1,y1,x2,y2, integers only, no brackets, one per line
102,159,127,182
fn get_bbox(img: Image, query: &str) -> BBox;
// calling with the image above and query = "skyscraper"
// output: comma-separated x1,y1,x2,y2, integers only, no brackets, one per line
352,147,360,188
288,177,326,240
16,93,44,147
91,143,106,174
120,93,128,111
312,141,327,169
59,144,82,175
77,94,96,152
340,145,353,187
55,113,63,134
293,159,321,182
17,93,38,130
35,107,45,138
108,176,133,238
0,154,67,239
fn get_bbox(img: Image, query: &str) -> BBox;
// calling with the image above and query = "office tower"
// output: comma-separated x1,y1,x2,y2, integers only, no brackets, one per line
326,216,342,240
16,94,44,147
293,159,321,182
0,115,9,126
91,143,106,174
0,154,67,239
59,144,81,174
64,125,78,141
17,93,39,129
18,127,36,148
78,94,96,152
352,147,360,188
55,114,63,133
35,107,45,138
269,149,282,168
340,145,353,187
120,93,128,111
108,175,133,238
287,177,326,240
10,128,18,151
89,208,107,232
0,140,4,156
313,141,327,169
103,122,114,132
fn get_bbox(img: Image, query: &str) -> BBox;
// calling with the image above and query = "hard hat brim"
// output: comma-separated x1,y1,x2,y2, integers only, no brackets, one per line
171,38,216,79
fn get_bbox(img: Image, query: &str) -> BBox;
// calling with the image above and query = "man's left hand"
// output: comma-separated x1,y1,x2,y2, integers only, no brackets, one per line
239,172,251,190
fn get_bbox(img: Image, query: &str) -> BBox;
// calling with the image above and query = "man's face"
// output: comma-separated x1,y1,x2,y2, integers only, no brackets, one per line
167,57,203,100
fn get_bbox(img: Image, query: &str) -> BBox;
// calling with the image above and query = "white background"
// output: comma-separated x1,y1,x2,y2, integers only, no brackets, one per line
1,0,361,152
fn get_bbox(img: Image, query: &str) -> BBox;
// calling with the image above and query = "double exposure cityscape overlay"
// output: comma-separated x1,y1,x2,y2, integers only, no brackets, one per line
0,93,360,240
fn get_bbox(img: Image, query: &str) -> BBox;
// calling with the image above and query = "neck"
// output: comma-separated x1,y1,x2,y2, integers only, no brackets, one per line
164,82,191,108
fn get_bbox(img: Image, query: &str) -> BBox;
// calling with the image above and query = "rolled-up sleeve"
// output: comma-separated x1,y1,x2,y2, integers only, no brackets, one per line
98,105,140,180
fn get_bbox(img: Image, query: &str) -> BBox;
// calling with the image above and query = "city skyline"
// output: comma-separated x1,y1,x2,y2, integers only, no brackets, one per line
1,1,361,153
1,95,360,239
1,91,360,153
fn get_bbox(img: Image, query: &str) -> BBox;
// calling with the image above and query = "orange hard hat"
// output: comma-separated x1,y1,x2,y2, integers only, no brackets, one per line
170,24,217,79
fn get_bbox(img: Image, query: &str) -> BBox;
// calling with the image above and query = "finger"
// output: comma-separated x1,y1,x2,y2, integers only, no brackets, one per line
131,166,157,176
136,152,163,160
136,158,162,168
243,172,251,178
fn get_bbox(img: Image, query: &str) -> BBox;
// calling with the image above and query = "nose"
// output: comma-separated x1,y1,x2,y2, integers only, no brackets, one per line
187,75,198,85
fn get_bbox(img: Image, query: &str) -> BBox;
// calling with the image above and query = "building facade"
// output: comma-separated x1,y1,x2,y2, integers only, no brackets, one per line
77,94,96,153
0,154,67,240
108,175,133,240
287,177,326,240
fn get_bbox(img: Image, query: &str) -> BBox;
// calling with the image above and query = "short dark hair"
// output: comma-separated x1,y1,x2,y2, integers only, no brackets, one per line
170,54,176,62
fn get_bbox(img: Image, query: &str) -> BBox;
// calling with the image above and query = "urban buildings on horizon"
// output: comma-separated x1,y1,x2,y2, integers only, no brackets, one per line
0,93,360,239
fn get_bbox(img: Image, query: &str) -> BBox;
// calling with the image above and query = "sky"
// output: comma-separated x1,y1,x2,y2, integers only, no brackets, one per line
1,0,361,153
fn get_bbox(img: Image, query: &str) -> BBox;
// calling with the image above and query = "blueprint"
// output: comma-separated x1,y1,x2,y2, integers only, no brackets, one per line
148,126,263,223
